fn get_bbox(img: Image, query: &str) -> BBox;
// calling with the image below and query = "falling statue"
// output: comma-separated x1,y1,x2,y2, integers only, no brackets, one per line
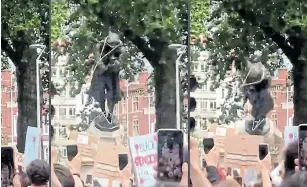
86,31,123,132
231,61,277,137
241,61,274,135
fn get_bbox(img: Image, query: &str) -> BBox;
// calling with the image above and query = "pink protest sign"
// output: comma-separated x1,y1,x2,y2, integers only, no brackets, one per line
129,133,158,187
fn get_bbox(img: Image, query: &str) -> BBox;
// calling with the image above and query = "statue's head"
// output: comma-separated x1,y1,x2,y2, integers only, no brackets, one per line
242,62,273,135
100,31,124,64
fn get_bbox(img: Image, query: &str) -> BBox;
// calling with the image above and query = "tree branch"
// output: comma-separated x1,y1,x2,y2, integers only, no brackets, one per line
1,37,17,62
235,8,295,61
123,29,161,67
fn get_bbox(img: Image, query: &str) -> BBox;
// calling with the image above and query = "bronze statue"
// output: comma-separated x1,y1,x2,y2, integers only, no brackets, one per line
241,61,274,135
88,31,123,123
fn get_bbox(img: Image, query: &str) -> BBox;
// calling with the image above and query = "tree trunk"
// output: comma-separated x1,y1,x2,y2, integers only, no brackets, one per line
154,48,178,130
15,48,41,153
292,45,307,126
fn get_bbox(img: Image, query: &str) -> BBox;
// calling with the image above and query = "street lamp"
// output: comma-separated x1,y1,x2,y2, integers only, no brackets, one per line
29,43,46,159
168,44,187,129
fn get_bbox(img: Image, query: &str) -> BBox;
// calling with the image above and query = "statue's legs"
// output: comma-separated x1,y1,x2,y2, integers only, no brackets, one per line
104,75,115,122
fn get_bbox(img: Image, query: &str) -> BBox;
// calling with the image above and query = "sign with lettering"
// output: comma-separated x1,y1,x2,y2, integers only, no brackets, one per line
15,152,24,169
129,134,157,187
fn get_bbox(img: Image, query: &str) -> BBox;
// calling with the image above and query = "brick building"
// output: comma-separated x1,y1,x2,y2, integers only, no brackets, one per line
114,72,155,137
1,70,18,144
1,70,49,159
268,68,293,133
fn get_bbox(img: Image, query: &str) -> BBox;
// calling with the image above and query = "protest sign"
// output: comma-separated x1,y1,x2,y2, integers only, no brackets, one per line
224,135,264,169
69,131,100,160
129,133,157,187
209,126,236,152
24,127,40,166
15,152,24,170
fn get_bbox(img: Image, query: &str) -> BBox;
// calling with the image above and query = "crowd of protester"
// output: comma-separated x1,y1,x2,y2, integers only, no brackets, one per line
7,138,307,187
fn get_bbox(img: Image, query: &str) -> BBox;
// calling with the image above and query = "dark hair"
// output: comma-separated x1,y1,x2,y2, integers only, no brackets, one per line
284,141,298,178
54,164,75,187
26,159,50,185
280,171,307,187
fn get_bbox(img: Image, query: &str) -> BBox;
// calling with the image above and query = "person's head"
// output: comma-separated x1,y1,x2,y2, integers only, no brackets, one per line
283,141,298,178
53,164,75,187
280,171,307,187
26,159,49,186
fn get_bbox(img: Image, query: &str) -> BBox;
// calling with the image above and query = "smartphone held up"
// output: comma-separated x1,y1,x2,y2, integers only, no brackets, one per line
157,129,184,182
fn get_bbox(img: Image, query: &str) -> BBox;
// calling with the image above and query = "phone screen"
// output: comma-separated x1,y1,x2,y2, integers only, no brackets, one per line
157,130,184,182
1,147,15,187
259,144,268,160
203,138,214,154
66,145,78,161
299,125,307,170
118,154,128,170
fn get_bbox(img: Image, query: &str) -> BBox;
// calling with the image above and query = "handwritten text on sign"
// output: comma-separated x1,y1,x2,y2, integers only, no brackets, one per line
130,134,158,186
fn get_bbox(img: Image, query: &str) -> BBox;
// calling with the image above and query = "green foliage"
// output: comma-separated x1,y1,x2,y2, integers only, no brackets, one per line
51,1,69,44
52,0,188,96
191,0,209,37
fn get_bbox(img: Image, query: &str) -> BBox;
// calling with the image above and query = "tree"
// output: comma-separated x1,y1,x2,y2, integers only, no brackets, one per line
53,0,189,130
193,0,307,125
1,0,51,153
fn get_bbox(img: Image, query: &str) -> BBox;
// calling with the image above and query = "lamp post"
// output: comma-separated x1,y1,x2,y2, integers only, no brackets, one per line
29,44,46,159
168,44,187,129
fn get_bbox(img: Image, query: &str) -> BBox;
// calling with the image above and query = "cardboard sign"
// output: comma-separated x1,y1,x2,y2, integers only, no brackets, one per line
129,134,157,187
93,144,129,180
69,132,100,159
224,135,264,169
24,127,40,166
15,152,24,169
209,126,236,152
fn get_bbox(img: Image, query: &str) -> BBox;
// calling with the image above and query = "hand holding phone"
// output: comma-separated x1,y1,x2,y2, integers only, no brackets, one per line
299,124,307,170
157,129,184,182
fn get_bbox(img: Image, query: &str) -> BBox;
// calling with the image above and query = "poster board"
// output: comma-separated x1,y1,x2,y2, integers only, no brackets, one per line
209,126,236,152
224,135,264,169
15,152,24,170
93,144,122,180
69,131,100,160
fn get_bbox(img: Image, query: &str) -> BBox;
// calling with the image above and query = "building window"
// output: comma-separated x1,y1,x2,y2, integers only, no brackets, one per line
209,101,216,110
60,147,67,158
200,99,207,111
132,96,139,112
271,113,277,126
200,64,205,72
52,67,57,77
44,147,49,163
68,108,76,117
59,68,65,77
59,107,66,116
133,120,139,136
122,100,126,114
193,63,199,72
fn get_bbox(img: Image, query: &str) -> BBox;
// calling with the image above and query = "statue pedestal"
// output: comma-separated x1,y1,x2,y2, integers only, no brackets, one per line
86,112,121,144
